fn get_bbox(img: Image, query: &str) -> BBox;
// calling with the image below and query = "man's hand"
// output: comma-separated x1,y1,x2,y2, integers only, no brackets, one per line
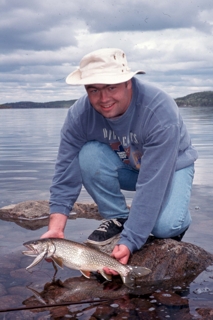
112,244,131,264
40,213,67,239
40,213,67,262
103,244,131,275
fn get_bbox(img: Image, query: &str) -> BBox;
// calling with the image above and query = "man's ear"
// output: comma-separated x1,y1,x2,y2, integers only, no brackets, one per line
126,79,132,89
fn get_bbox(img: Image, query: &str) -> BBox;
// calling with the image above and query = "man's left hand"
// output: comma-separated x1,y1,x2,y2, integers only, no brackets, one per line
103,244,131,275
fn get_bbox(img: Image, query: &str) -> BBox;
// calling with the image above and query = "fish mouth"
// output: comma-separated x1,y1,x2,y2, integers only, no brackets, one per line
22,243,39,256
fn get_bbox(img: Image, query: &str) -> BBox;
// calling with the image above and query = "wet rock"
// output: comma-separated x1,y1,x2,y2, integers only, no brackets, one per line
152,291,189,307
0,283,7,296
0,294,24,309
45,277,131,302
23,279,194,320
10,268,30,279
0,200,101,230
130,238,213,286
196,308,213,319
0,200,49,230
48,306,71,319
2,310,37,320
0,260,17,270
8,286,29,296
10,267,53,285
0,268,11,276
89,235,213,286
23,278,121,317
70,202,101,220
4,252,21,266
23,276,153,313
1,200,213,286
0,200,101,221
0,259,17,278
123,297,159,319
0,200,49,220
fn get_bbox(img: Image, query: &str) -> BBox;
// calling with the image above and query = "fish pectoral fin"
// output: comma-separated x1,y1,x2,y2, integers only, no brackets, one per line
99,270,112,281
26,251,46,270
80,270,91,279
51,256,64,269
27,286,47,305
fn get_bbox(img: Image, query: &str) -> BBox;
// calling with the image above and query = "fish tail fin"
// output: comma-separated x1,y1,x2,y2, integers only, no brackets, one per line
121,265,151,288
120,274,135,288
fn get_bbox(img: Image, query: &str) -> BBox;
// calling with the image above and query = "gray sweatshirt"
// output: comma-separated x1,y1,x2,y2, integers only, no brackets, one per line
50,77,198,252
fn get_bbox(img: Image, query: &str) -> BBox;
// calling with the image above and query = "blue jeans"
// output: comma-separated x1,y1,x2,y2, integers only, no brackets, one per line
79,141,194,238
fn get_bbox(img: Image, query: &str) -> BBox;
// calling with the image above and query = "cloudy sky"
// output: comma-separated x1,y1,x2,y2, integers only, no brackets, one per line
0,0,213,104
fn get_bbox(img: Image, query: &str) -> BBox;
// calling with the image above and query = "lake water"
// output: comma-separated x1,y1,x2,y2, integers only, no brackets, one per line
1,107,213,203
0,107,213,319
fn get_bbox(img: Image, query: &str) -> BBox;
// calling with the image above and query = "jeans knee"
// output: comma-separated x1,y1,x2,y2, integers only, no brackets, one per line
152,215,191,238
152,222,170,238
79,141,101,174
79,141,101,159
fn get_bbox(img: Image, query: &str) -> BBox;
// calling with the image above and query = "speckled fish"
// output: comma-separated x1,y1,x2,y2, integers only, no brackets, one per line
22,238,151,287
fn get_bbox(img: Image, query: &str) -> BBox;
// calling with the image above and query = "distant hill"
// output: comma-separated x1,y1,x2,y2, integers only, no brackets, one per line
0,91,213,109
175,91,213,107
0,100,76,109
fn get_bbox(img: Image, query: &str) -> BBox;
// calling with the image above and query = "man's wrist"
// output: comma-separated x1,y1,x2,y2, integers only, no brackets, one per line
48,212,67,233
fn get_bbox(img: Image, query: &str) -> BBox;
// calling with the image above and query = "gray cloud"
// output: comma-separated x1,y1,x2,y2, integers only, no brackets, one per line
0,0,213,103
83,1,213,33
0,0,84,52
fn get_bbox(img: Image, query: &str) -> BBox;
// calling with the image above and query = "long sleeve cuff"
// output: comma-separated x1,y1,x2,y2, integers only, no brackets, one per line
49,204,71,216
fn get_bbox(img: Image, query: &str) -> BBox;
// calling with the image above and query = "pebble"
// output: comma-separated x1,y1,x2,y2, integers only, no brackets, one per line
193,287,211,294
149,307,155,311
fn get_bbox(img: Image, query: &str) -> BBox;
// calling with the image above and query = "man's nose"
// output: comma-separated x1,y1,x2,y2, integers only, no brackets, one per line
100,89,109,102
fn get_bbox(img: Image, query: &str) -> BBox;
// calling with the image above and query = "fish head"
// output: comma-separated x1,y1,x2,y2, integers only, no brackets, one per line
22,238,55,257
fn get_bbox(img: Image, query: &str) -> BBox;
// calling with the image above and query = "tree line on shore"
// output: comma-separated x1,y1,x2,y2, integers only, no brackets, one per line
0,91,213,109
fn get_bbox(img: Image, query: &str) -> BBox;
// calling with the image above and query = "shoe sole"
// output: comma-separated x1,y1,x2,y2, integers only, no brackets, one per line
85,233,121,246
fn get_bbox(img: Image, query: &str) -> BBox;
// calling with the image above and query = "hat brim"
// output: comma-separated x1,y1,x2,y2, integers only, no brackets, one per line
66,69,145,85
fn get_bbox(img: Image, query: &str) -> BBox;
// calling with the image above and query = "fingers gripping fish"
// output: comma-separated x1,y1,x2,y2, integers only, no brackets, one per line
22,238,151,287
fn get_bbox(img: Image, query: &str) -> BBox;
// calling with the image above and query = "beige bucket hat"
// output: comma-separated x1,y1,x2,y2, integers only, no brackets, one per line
66,48,145,85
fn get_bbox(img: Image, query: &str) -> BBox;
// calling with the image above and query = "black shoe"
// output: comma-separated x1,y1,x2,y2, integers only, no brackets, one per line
171,227,189,242
86,218,127,245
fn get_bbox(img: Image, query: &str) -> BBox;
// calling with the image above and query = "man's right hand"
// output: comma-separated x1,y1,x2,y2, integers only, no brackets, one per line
40,213,67,239
40,213,67,262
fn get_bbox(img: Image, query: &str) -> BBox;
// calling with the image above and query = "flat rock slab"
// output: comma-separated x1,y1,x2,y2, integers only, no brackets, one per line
0,200,50,230
0,200,101,230
0,200,100,219
0,200,50,220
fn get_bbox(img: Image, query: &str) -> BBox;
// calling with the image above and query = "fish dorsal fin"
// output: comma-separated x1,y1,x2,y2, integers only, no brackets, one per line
80,270,91,279
99,270,112,281
51,256,64,269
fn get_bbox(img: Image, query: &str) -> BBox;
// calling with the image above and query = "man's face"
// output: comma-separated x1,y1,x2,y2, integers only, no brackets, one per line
85,80,132,118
